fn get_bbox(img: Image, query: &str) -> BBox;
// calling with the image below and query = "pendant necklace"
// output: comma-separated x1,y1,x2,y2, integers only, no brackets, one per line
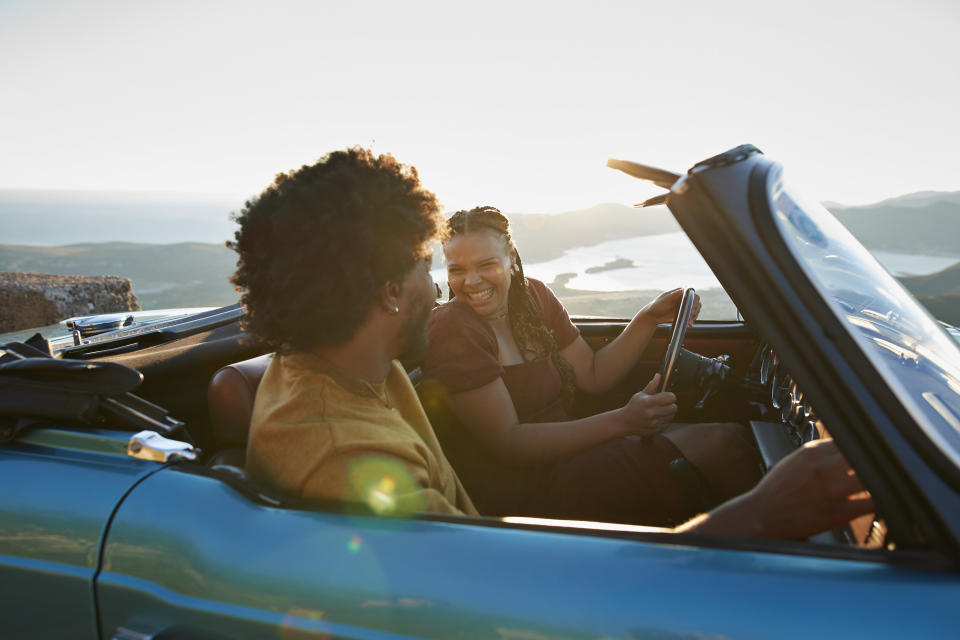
308,353,392,410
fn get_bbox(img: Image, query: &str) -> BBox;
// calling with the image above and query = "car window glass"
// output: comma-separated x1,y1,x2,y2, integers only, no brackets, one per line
771,183,960,469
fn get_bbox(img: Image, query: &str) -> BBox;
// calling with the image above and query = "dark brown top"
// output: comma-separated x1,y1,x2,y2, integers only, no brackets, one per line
423,278,580,423
421,278,695,524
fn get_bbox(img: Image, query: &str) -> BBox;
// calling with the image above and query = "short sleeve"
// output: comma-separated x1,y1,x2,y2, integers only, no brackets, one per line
423,303,504,393
527,278,580,349
300,446,467,516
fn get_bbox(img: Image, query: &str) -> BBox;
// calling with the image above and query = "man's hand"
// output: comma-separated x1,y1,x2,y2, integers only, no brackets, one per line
681,438,874,539
619,374,677,437
641,288,702,327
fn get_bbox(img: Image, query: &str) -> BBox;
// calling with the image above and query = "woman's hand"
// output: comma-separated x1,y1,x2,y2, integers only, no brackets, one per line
640,288,702,326
619,373,677,437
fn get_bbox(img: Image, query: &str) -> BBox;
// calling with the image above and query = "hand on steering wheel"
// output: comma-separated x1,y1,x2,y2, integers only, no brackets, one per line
642,287,702,325
657,288,697,393
621,373,678,437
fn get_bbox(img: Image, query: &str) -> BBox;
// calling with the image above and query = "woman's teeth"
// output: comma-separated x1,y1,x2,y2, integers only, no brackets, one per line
467,289,494,302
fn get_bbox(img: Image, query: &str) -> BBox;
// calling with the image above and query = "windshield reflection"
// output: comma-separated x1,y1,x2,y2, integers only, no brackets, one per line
771,181,960,468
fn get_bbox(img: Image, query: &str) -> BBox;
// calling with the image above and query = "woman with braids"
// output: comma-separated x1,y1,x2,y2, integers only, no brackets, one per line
421,206,763,525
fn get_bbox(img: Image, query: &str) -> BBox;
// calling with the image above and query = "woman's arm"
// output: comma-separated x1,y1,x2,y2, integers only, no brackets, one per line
561,288,700,395
448,374,677,465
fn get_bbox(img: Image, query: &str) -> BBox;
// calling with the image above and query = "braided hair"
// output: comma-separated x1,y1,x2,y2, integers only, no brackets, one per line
445,206,577,410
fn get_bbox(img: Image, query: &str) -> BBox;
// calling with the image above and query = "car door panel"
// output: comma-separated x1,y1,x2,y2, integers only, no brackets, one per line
97,467,960,639
0,430,161,640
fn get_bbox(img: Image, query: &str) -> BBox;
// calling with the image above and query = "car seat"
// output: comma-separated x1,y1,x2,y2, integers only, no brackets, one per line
206,353,273,467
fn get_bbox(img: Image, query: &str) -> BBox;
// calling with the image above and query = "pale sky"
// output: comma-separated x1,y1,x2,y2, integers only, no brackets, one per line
1,0,957,213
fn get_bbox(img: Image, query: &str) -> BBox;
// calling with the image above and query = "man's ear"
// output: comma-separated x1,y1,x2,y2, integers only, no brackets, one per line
381,280,402,315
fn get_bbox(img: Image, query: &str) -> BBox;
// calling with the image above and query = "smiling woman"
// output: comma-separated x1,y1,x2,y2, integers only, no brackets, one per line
445,231,513,318
422,206,763,522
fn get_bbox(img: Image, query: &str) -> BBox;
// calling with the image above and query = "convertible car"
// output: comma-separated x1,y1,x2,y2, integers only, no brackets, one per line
2,146,959,639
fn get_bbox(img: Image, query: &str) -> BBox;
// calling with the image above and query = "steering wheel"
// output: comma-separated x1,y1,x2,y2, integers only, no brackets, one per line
657,288,697,393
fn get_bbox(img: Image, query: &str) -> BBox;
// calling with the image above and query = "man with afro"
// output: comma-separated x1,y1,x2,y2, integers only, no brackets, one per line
231,148,475,516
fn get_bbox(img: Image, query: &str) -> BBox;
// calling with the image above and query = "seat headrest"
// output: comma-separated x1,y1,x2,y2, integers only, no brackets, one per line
207,353,273,449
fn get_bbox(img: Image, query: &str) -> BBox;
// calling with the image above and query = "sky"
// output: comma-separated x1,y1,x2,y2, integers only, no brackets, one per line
1,0,958,213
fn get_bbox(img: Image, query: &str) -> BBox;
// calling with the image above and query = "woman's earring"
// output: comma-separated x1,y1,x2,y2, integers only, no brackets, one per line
391,305,400,315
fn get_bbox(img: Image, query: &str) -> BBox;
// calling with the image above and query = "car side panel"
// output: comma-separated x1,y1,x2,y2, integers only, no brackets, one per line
0,437,160,640
98,468,960,639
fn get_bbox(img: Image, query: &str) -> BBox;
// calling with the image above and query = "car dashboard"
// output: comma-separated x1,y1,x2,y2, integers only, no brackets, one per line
745,343,885,547
750,343,825,467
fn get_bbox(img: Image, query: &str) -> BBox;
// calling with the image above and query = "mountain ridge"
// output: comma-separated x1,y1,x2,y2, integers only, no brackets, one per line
1,190,958,320
828,197,960,256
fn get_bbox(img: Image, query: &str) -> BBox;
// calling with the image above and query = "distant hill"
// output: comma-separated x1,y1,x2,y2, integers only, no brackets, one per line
828,192,960,256
898,261,960,296
826,191,960,210
1,190,959,323
913,293,960,325
0,203,677,309
0,242,238,309
898,261,960,324
504,203,679,262
0,191,678,263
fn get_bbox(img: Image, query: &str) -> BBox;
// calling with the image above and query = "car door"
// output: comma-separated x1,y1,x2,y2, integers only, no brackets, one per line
0,426,165,640
94,463,960,639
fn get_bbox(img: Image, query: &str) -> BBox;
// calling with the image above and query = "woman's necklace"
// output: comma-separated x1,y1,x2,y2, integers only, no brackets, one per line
307,353,392,410
484,309,508,322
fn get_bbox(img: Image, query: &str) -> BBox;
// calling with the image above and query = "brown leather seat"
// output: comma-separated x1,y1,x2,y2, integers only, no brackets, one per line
207,353,273,466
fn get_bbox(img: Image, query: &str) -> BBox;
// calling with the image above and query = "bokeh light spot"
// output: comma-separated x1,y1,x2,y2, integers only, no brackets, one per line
367,475,397,514
347,535,363,553
348,456,424,517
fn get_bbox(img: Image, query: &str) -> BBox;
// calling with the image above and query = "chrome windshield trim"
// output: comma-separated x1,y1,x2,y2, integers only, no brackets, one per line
57,304,243,357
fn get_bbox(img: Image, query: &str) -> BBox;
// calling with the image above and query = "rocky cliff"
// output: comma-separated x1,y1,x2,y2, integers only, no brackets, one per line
0,272,140,333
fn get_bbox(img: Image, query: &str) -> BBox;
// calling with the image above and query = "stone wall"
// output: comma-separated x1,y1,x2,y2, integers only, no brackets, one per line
0,272,141,333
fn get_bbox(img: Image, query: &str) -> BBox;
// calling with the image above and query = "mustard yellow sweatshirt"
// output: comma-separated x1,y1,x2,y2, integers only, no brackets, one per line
246,353,477,517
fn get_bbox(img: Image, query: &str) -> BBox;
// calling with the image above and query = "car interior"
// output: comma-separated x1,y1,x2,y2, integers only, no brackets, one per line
72,304,886,550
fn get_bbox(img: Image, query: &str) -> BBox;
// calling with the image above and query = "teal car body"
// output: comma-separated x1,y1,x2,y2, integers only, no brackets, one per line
2,146,959,639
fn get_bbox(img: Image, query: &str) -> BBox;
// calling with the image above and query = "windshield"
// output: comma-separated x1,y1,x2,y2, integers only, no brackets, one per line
770,179,960,469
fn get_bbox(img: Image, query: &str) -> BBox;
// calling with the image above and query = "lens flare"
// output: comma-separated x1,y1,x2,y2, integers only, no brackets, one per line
347,456,424,517
367,476,397,514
